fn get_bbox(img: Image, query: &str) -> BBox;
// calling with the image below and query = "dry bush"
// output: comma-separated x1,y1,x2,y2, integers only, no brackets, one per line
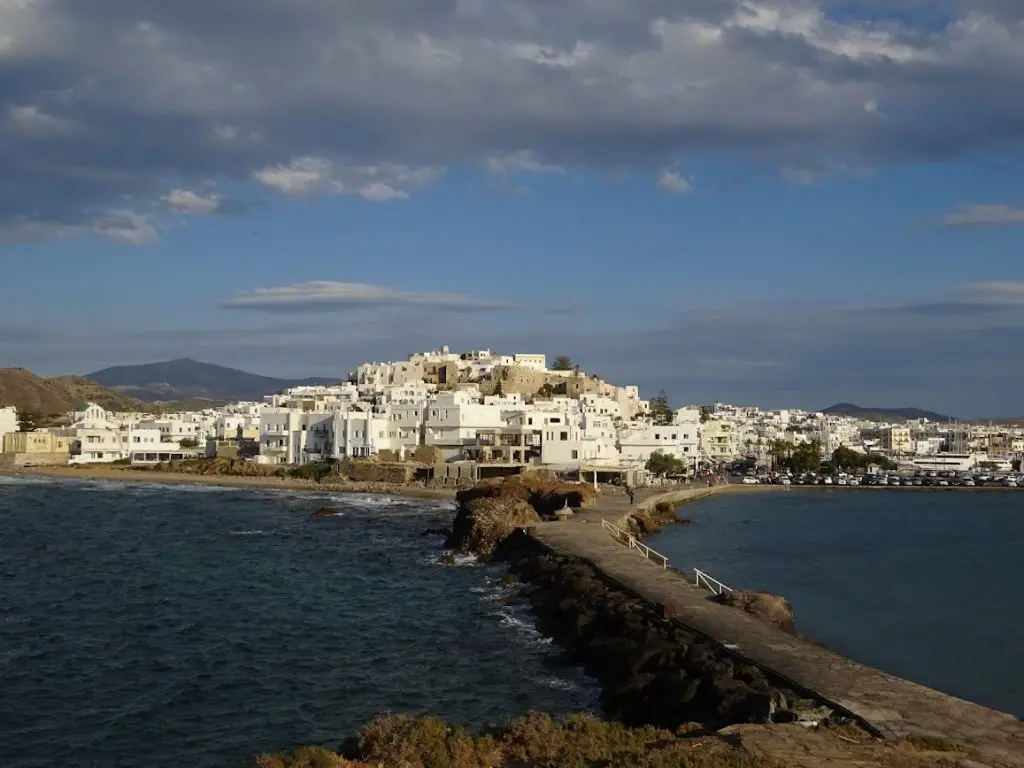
254,746,354,768
356,714,491,768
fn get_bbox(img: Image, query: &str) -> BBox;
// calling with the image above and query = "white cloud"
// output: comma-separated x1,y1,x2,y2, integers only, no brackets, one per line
485,150,563,176
253,159,443,202
220,281,517,312
966,281,1024,299
943,204,1024,227
164,189,221,214
657,167,692,195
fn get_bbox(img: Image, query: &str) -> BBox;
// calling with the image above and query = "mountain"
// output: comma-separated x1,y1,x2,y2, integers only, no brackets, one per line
0,368,145,416
822,403,955,423
85,358,340,402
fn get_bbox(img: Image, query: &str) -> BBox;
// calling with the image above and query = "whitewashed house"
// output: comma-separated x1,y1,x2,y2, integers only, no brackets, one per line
0,406,16,441
425,390,506,459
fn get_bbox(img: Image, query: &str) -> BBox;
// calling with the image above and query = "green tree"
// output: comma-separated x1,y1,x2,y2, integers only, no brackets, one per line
646,450,687,477
551,356,574,371
17,410,41,432
831,445,863,471
649,389,673,425
769,439,794,470
179,437,200,449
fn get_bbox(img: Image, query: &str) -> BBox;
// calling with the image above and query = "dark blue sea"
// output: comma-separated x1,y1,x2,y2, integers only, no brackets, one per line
0,477,597,768
648,489,1024,718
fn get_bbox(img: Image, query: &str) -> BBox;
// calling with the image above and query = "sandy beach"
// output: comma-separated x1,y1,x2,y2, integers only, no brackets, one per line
1,464,459,501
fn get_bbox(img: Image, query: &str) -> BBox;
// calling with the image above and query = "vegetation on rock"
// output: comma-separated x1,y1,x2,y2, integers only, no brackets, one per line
257,712,973,768
255,711,788,768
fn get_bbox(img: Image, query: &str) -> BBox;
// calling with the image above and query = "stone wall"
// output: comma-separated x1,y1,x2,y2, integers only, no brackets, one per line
0,452,69,468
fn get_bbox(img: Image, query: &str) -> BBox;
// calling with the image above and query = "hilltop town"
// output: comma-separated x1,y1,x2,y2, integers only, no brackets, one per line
1,345,1022,480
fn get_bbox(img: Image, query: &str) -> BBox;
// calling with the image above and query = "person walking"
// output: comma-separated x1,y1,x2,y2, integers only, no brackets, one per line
625,484,635,505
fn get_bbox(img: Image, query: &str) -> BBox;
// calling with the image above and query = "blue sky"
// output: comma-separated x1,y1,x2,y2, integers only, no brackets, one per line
1,0,1023,417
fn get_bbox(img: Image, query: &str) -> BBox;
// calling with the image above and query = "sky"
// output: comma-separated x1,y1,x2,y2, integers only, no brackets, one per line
1,0,1023,418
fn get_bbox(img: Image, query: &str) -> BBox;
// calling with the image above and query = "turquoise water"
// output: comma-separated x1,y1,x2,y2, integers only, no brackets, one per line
648,490,1024,717
0,478,596,768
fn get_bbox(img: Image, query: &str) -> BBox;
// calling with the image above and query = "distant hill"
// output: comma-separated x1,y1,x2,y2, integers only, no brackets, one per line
0,368,145,416
86,358,340,402
822,403,955,423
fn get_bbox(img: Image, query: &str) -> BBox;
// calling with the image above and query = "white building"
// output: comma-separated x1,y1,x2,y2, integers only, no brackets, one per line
424,391,506,459
0,406,16,440
127,427,203,463
618,424,699,469
512,353,547,372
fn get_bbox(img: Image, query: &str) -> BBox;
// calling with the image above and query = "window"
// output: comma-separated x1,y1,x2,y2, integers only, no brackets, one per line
654,434,660,440
672,434,677,440
571,450,578,459
528,418,533,425
560,431,568,441
549,417,561,424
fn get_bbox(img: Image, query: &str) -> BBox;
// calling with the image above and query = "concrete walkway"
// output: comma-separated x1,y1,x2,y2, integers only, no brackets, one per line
533,486,1024,767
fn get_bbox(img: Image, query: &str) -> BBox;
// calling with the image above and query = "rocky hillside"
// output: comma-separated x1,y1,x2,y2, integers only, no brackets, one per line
0,368,146,416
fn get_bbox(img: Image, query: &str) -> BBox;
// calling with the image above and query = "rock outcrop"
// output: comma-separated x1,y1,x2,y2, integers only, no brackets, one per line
711,590,797,634
455,471,597,517
626,500,679,536
503,544,823,730
445,472,596,558
310,506,340,518
446,497,541,560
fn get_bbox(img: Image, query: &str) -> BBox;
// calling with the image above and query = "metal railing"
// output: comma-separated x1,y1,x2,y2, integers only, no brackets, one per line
601,519,669,568
694,568,733,595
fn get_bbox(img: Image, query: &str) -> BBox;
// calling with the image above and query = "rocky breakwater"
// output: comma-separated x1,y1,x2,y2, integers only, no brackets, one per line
445,478,832,732
504,544,829,731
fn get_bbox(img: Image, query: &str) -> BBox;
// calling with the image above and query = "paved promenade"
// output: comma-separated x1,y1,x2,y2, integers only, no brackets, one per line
532,486,1024,767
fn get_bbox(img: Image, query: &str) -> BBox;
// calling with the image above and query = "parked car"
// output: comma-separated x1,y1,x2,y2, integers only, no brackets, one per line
741,476,760,485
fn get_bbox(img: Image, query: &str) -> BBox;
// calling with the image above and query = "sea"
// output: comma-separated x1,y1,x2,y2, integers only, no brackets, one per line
0,477,598,768
648,489,1024,718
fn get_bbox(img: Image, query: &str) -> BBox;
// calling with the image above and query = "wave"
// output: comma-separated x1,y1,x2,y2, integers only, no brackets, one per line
228,530,267,536
0,475,55,486
423,551,479,567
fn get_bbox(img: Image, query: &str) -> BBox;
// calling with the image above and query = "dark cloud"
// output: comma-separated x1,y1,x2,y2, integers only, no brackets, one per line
2,0,1023,241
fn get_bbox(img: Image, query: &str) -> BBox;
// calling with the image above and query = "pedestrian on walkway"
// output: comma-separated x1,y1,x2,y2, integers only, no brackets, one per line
625,485,635,504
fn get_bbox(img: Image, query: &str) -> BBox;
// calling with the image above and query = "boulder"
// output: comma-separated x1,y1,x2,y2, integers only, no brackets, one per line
310,506,340,518
711,590,797,634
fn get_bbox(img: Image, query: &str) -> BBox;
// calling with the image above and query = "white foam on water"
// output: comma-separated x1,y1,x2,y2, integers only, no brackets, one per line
533,676,581,692
228,530,267,536
422,551,480,567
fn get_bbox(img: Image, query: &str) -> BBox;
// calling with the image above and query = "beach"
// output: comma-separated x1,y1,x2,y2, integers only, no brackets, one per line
1,464,458,501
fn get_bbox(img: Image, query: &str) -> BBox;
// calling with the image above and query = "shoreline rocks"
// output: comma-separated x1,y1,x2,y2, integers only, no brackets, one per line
500,537,827,730
711,590,797,635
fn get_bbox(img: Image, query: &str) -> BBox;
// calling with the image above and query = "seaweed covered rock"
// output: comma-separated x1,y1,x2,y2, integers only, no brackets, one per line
711,590,797,634
446,497,541,560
